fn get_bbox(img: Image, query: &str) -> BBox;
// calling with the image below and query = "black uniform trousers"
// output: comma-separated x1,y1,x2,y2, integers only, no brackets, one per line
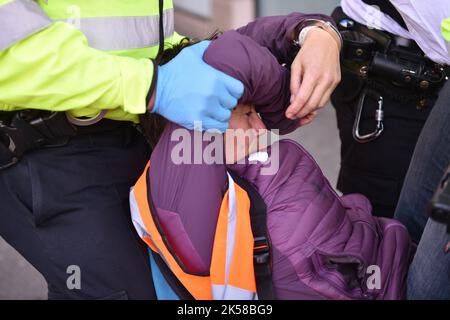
331,69,436,217
0,124,156,299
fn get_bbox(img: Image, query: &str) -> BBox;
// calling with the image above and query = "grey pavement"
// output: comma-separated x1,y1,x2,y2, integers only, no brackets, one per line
0,103,341,300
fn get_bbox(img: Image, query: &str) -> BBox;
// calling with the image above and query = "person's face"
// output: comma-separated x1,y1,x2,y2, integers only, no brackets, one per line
224,104,267,164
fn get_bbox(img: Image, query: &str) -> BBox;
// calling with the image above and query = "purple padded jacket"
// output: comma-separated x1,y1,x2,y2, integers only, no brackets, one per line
146,14,414,300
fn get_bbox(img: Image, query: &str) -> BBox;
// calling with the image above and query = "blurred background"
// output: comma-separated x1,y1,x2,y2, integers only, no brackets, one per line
174,0,340,37
0,0,341,300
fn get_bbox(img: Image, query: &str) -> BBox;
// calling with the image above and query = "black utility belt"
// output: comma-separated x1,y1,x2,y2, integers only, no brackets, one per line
0,111,131,170
343,49,448,96
332,6,449,144
333,6,449,95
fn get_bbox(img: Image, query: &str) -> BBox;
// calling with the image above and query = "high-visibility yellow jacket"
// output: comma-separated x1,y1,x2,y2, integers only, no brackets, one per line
0,0,184,123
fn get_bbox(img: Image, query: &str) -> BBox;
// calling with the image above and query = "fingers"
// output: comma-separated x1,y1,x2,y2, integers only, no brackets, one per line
286,32,341,121
296,81,328,119
208,105,232,123
318,69,341,107
286,72,316,119
223,75,244,100
290,62,302,102
299,117,313,126
299,111,318,126
318,86,334,110
287,68,340,120
218,90,239,110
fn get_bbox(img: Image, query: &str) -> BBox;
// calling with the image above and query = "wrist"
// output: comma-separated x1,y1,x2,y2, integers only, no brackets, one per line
297,20,342,50
303,26,341,50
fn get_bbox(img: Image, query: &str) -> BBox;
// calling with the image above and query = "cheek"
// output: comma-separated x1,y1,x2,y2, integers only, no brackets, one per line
230,118,252,131
228,116,238,130
249,113,266,131
224,129,254,163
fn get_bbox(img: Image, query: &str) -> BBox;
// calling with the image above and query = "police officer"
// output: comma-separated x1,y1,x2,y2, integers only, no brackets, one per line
0,0,244,300
0,1,342,299
331,0,450,217
393,18,450,299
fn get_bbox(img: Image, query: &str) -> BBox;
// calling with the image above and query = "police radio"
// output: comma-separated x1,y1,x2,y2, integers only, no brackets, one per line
369,51,447,92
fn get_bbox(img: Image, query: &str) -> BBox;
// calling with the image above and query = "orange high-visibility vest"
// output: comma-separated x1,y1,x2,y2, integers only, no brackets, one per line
130,162,258,300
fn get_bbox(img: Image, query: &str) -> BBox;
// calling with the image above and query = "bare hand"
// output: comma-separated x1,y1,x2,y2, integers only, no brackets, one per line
286,28,341,125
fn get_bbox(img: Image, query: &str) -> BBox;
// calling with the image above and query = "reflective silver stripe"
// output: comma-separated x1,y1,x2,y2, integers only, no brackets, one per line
62,9,175,51
212,284,257,300
130,188,148,240
213,175,257,301
0,0,52,51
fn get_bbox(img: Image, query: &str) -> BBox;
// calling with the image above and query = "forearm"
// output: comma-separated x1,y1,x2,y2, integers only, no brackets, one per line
236,12,337,64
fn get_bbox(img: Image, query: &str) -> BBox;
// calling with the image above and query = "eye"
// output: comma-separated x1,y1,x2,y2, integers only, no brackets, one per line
245,111,253,117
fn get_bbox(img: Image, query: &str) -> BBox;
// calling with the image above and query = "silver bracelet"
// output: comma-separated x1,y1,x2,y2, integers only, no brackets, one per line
295,19,343,50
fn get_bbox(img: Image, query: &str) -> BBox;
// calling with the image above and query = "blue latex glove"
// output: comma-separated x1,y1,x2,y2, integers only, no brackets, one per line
153,41,244,132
